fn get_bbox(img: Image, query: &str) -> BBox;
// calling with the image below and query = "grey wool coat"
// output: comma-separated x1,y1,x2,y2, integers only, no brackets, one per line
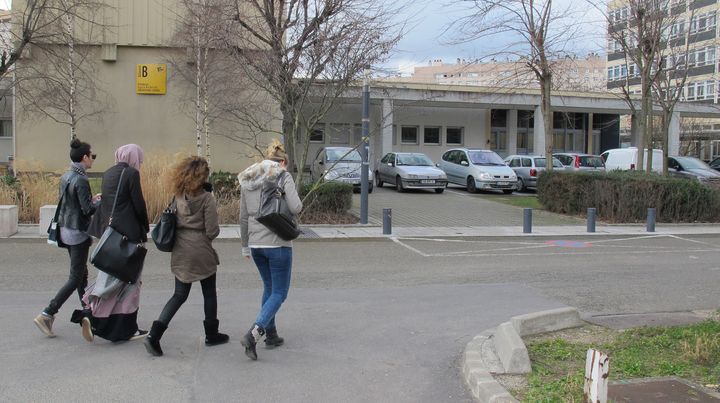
170,191,220,283
238,160,303,256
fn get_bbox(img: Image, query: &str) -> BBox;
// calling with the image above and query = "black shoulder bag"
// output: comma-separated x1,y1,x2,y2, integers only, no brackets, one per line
151,197,177,252
255,171,301,241
90,168,147,283
47,182,70,247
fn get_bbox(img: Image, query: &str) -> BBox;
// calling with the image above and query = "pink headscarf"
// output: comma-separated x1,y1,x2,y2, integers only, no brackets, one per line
115,144,144,170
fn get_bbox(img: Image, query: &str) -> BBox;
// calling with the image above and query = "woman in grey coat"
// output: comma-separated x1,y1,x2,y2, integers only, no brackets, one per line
144,156,228,356
238,140,302,360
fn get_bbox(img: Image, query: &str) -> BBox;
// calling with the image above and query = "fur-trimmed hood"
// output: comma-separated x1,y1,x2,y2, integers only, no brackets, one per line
237,160,285,191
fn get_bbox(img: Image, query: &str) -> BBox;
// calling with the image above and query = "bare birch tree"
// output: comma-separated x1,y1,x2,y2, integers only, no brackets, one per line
598,0,692,172
226,0,403,181
447,0,583,171
14,0,111,140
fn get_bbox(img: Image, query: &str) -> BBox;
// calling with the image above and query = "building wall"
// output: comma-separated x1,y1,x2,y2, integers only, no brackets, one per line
15,45,279,173
302,103,491,168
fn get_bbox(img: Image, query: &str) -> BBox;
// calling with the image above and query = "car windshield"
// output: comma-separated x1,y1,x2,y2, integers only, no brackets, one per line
677,157,710,169
397,154,433,166
326,149,361,162
468,151,505,165
580,156,604,168
534,158,564,168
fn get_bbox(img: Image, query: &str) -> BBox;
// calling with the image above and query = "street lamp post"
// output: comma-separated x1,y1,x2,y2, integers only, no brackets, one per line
360,69,370,224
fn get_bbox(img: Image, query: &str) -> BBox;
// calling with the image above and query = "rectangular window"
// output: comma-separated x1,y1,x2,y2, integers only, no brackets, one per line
687,84,696,100
310,123,325,143
401,126,418,144
423,126,441,144
607,67,613,80
392,124,397,145
0,121,10,137
446,127,464,144
328,123,350,144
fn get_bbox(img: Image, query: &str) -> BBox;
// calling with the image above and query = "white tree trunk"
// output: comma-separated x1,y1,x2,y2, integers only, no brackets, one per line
62,0,77,140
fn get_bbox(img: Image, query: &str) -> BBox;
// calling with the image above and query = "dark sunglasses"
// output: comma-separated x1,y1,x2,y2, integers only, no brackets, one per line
90,154,97,160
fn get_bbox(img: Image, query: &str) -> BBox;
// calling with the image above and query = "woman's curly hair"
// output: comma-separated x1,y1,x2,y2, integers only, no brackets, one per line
171,156,209,196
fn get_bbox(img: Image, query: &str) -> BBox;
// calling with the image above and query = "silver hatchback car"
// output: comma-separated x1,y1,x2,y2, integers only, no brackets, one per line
310,146,373,193
553,153,605,172
438,148,517,194
504,155,564,191
375,152,448,193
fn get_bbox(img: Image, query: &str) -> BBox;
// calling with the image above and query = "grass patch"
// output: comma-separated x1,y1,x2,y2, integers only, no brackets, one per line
492,194,543,210
515,319,720,402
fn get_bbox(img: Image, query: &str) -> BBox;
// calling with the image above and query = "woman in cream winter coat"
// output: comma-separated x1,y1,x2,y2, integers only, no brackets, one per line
238,140,302,360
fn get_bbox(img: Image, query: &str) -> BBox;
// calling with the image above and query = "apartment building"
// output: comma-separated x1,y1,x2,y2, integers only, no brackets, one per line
606,0,720,159
400,55,607,92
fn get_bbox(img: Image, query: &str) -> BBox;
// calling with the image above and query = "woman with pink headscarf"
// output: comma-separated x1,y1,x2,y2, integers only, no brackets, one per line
78,144,150,342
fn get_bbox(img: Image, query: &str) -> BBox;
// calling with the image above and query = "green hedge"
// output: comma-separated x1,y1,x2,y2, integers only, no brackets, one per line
537,170,720,223
298,182,353,214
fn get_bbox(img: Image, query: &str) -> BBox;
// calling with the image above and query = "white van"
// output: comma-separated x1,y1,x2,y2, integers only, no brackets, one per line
600,147,665,173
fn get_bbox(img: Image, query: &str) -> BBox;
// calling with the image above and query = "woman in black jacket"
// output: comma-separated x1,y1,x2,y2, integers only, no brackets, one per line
81,144,150,342
34,138,100,338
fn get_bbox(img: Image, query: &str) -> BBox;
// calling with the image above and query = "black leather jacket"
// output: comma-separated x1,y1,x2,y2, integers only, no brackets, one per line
57,167,98,231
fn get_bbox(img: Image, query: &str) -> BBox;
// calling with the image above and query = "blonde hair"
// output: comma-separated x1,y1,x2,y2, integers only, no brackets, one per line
266,139,287,162
171,156,209,197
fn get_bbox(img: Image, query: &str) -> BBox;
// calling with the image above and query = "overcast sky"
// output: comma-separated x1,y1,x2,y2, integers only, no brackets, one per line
384,0,608,76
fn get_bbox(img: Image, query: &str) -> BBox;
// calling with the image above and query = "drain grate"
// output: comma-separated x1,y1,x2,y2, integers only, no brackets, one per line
299,228,320,238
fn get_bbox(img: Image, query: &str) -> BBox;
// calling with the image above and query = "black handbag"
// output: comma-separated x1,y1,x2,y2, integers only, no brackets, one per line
47,183,69,248
151,197,177,252
255,172,301,241
90,168,147,283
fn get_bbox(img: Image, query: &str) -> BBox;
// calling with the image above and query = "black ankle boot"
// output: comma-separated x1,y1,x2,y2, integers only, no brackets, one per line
203,319,229,346
265,328,284,348
144,321,167,357
241,324,264,360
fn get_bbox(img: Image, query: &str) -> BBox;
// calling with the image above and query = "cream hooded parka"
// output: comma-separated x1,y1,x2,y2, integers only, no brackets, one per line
238,160,303,256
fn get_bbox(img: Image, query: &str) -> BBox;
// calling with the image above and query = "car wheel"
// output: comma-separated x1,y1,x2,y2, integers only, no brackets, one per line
396,175,404,192
466,176,477,193
434,188,444,194
375,172,383,188
517,178,525,192
502,189,514,194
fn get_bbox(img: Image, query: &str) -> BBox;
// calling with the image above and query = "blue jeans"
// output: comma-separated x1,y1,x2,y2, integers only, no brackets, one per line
251,247,292,330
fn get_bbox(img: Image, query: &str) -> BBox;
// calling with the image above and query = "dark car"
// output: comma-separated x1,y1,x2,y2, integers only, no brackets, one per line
668,156,720,184
709,156,720,172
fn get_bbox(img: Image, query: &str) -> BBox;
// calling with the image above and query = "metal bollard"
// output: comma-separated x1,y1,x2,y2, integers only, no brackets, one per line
646,208,656,232
383,208,392,235
523,208,532,233
587,208,596,233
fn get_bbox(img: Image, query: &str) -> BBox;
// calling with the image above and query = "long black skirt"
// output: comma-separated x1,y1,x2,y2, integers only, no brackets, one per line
71,309,139,342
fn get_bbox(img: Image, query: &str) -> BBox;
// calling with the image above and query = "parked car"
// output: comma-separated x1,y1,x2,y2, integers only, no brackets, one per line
554,153,606,172
668,156,720,184
600,147,664,172
438,148,517,194
504,155,564,191
310,146,373,193
709,156,720,172
375,152,448,193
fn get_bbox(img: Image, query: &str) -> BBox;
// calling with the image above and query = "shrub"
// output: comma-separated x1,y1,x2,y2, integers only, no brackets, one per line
537,170,720,223
209,170,239,196
298,181,354,216
16,173,60,223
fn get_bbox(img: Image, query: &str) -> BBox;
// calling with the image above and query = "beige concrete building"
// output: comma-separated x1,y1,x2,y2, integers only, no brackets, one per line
606,0,720,159
395,54,607,92
12,0,278,173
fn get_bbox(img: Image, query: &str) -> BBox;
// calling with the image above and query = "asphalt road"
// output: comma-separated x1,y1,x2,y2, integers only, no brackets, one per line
1,234,719,402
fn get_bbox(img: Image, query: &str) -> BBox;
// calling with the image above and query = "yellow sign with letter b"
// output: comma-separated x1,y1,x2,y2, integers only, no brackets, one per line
136,64,167,95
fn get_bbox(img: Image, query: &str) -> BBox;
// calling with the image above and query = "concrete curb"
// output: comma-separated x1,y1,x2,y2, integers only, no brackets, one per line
462,307,585,402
